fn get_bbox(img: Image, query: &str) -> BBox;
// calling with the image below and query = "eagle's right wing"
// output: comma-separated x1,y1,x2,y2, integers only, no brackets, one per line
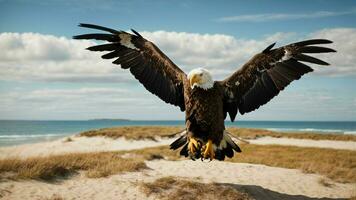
74,23,186,111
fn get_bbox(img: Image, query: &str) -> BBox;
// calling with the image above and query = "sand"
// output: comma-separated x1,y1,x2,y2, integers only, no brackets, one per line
0,136,176,159
0,135,355,199
0,135,355,160
0,160,354,200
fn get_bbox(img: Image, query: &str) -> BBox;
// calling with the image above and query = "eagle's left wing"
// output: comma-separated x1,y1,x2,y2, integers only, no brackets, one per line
218,39,336,122
73,24,186,111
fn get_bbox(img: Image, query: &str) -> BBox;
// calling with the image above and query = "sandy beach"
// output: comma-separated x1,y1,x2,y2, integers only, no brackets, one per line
0,127,355,200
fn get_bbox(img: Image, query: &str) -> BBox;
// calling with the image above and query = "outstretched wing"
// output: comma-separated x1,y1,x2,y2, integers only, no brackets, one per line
73,23,186,111
219,39,336,121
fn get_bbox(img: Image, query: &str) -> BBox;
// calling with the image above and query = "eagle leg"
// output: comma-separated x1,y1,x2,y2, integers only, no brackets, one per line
202,140,215,160
188,137,201,160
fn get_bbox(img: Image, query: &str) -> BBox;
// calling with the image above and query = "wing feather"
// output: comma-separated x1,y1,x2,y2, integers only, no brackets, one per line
219,39,335,121
74,23,186,111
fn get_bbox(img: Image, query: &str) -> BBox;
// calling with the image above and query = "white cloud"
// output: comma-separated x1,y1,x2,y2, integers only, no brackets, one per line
0,32,132,83
309,28,356,76
140,31,292,79
0,31,290,82
217,10,356,22
0,28,354,84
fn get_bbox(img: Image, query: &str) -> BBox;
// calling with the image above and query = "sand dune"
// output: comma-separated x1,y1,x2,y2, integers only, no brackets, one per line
0,135,355,160
0,132,355,199
0,136,176,159
0,160,354,199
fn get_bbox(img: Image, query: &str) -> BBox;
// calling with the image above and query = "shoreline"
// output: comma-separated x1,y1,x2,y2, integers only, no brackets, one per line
1,126,356,148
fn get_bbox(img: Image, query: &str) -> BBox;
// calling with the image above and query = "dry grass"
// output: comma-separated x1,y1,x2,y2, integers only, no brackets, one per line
318,178,334,187
0,152,147,180
226,144,356,183
2,142,352,183
226,127,356,141
79,126,183,140
63,137,73,142
127,144,356,183
125,145,182,161
140,176,253,200
43,194,64,200
79,126,356,141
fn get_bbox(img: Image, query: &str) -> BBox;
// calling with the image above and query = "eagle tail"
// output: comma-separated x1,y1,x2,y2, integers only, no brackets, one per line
215,131,242,161
224,132,242,153
169,130,187,150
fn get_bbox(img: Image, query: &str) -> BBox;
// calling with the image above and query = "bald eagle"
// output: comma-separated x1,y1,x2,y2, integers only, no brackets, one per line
74,23,336,161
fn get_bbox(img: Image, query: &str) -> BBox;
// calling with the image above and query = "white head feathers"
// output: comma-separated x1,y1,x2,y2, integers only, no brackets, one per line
187,68,214,90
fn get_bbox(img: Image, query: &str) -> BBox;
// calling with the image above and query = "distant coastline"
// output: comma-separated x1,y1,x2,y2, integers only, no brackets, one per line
87,119,131,122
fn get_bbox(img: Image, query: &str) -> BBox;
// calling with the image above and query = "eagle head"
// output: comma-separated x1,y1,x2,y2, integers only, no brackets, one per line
187,68,214,90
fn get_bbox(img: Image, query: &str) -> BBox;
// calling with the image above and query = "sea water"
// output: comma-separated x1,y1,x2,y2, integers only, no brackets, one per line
0,120,355,147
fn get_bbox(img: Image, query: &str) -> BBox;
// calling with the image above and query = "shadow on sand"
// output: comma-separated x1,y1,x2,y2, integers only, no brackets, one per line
221,183,348,200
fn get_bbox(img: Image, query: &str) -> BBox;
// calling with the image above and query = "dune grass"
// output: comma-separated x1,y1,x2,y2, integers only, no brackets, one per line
79,126,183,140
0,143,354,183
1,126,355,182
226,127,356,141
79,126,356,141
126,144,356,183
0,152,147,181
140,176,253,200
44,194,64,200
227,144,356,183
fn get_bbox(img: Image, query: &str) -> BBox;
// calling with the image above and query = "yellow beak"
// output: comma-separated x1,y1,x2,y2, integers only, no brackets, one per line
190,74,200,88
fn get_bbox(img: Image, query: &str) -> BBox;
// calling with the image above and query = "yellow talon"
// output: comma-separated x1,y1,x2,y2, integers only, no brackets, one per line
188,137,199,154
203,140,215,160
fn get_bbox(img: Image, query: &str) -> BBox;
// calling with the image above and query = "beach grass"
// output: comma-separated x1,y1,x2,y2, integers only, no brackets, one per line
79,126,356,141
1,126,355,183
227,144,356,183
0,152,147,180
127,144,356,183
227,127,356,141
0,143,354,183
79,126,183,140
140,176,253,200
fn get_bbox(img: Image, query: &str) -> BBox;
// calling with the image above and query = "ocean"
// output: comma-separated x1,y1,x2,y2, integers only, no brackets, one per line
0,120,355,147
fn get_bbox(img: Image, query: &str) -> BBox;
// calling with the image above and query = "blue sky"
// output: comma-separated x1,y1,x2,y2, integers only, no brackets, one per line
0,0,355,121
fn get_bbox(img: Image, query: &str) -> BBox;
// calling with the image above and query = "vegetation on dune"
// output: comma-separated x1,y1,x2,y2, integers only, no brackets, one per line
140,176,253,200
78,126,356,183
43,194,64,200
126,144,356,183
79,126,356,141
1,126,355,183
227,144,356,183
0,152,147,181
79,126,183,140
0,143,355,183
226,127,356,141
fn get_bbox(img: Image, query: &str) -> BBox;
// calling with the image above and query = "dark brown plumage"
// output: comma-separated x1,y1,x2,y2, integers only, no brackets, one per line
74,23,336,161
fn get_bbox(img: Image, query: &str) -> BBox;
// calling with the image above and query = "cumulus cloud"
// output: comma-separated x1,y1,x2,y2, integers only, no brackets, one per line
309,28,356,76
140,31,294,79
0,31,292,83
217,10,356,22
0,28,354,84
0,32,132,82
